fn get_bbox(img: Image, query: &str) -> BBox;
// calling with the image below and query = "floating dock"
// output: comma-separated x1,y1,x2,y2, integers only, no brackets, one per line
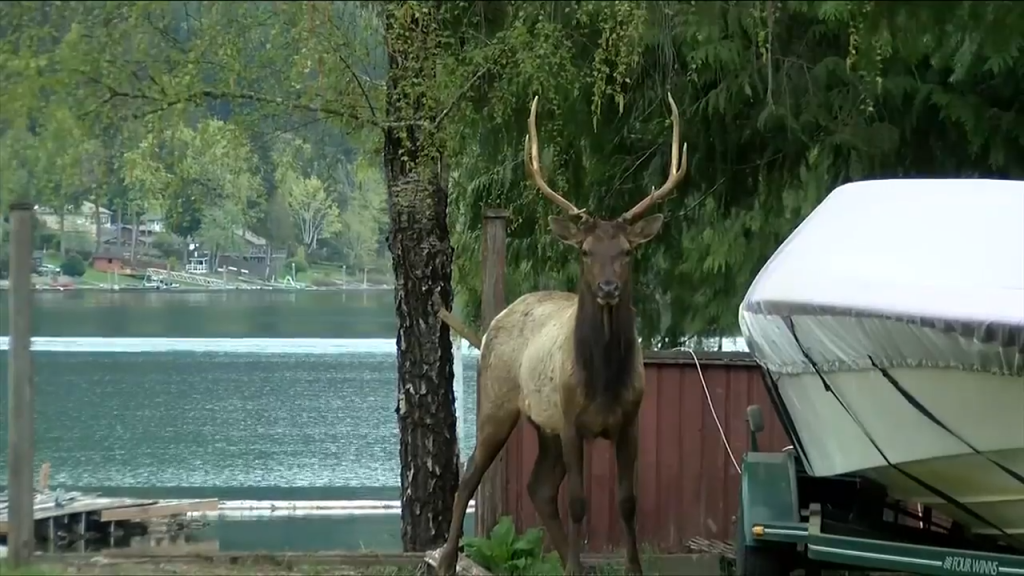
0,491,217,551
189,499,476,519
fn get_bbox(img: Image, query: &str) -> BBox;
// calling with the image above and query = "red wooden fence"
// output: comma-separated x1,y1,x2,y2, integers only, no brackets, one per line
477,350,791,552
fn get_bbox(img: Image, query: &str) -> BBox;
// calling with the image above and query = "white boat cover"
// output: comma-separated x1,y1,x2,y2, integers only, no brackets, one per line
740,178,1024,377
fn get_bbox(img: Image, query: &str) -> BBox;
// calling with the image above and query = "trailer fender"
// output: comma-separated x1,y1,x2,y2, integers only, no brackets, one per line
740,450,799,547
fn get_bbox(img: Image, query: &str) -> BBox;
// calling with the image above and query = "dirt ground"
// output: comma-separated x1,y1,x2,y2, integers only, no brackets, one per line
6,559,419,576
6,550,726,575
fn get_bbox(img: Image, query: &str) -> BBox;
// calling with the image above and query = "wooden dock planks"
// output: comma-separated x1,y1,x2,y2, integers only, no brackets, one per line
0,496,217,535
101,499,219,522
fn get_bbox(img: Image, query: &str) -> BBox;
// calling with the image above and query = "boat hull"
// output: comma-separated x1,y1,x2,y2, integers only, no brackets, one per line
737,178,1024,538
772,365,1024,535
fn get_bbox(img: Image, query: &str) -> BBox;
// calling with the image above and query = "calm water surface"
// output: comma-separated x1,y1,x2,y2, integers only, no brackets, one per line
0,290,479,551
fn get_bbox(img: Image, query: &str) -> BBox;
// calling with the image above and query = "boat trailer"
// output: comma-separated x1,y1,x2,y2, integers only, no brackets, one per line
733,405,1024,576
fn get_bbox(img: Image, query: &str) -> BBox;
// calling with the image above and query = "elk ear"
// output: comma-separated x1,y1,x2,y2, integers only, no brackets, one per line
548,216,584,246
626,214,664,246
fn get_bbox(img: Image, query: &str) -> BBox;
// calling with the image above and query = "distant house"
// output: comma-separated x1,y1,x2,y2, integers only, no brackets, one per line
80,202,113,227
100,224,157,249
91,248,128,273
140,211,165,233
35,202,114,235
186,253,210,274
99,211,168,252
216,229,286,265
189,229,285,279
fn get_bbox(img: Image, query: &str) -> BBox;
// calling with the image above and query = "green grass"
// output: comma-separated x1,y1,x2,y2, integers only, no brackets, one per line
41,253,139,286
297,263,393,287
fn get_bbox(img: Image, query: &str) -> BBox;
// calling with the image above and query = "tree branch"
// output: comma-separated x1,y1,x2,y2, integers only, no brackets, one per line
431,43,511,132
325,8,379,120
86,76,374,126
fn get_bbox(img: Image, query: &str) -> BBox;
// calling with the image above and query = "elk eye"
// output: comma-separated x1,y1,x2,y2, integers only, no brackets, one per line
581,249,591,258
624,248,633,257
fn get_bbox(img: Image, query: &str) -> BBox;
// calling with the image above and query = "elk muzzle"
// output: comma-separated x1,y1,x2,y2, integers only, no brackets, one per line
596,280,621,306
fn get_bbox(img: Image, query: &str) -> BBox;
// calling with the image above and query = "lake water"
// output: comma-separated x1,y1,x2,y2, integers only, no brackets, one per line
0,290,479,552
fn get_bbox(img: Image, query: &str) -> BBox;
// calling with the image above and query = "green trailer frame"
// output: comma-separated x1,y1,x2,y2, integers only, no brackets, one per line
734,405,1024,576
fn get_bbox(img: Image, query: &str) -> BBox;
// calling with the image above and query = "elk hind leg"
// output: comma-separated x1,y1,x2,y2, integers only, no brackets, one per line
436,399,520,575
527,422,569,566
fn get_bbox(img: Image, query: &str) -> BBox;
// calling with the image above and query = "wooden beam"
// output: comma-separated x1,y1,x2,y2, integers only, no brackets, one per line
6,202,36,567
424,548,492,575
479,208,508,332
438,307,482,350
37,461,51,492
476,208,508,537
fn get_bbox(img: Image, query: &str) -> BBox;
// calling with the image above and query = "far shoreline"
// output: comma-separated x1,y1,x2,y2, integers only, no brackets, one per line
0,284,394,294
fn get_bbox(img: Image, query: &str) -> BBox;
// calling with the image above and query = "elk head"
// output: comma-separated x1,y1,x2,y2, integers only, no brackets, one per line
524,93,689,306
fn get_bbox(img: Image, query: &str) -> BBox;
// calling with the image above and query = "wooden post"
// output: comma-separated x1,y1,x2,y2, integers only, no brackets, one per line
7,201,36,567
476,208,508,536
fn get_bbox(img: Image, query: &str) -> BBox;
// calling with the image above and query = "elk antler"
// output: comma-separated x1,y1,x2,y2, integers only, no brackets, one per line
525,96,587,218
618,92,689,222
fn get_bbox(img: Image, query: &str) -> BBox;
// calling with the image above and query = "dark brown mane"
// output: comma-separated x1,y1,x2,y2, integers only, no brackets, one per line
573,275,637,408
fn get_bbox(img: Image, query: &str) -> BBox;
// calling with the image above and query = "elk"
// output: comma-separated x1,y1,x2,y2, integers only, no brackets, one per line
436,94,688,576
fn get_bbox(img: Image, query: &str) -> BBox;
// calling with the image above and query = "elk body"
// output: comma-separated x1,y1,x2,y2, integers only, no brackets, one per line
437,94,688,576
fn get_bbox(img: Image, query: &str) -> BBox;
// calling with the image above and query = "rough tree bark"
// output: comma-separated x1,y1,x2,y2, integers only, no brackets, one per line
382,2,460,552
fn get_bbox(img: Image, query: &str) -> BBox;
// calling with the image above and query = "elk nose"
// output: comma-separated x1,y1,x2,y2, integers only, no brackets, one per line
597,280,620,298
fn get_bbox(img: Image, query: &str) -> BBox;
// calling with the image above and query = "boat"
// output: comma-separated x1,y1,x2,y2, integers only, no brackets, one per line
738,178,1024,538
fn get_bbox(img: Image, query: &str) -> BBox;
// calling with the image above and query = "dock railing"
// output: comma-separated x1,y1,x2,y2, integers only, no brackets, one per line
145,268,227,287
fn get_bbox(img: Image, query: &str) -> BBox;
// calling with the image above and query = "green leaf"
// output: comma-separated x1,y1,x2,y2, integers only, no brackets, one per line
490,515,517,549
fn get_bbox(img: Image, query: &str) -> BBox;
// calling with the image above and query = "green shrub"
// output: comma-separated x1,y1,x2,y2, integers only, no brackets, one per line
166,256,179,271
309,275,339,288
59,254,86,277
151,232,181,259
463,516,562,576
61,231,93,254
285,257,309,274
37,229,60,251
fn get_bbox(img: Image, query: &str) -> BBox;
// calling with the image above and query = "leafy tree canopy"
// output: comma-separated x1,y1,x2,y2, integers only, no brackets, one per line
440,1,1024,345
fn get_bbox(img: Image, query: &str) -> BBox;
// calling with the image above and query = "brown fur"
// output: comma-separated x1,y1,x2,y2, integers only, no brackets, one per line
436,94,687,576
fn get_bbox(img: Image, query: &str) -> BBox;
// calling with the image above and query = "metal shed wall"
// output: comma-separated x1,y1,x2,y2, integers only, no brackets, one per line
483,350,791,552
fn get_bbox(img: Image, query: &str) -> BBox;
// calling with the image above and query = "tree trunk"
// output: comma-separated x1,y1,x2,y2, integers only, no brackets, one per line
93,192,102,255
130,210,138,263
383,3,459,553
58,211,66,257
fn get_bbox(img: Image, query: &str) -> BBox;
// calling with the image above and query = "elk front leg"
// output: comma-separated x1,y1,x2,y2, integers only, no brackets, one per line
437,405,520,576
560,427,586,576
615,420,642,575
